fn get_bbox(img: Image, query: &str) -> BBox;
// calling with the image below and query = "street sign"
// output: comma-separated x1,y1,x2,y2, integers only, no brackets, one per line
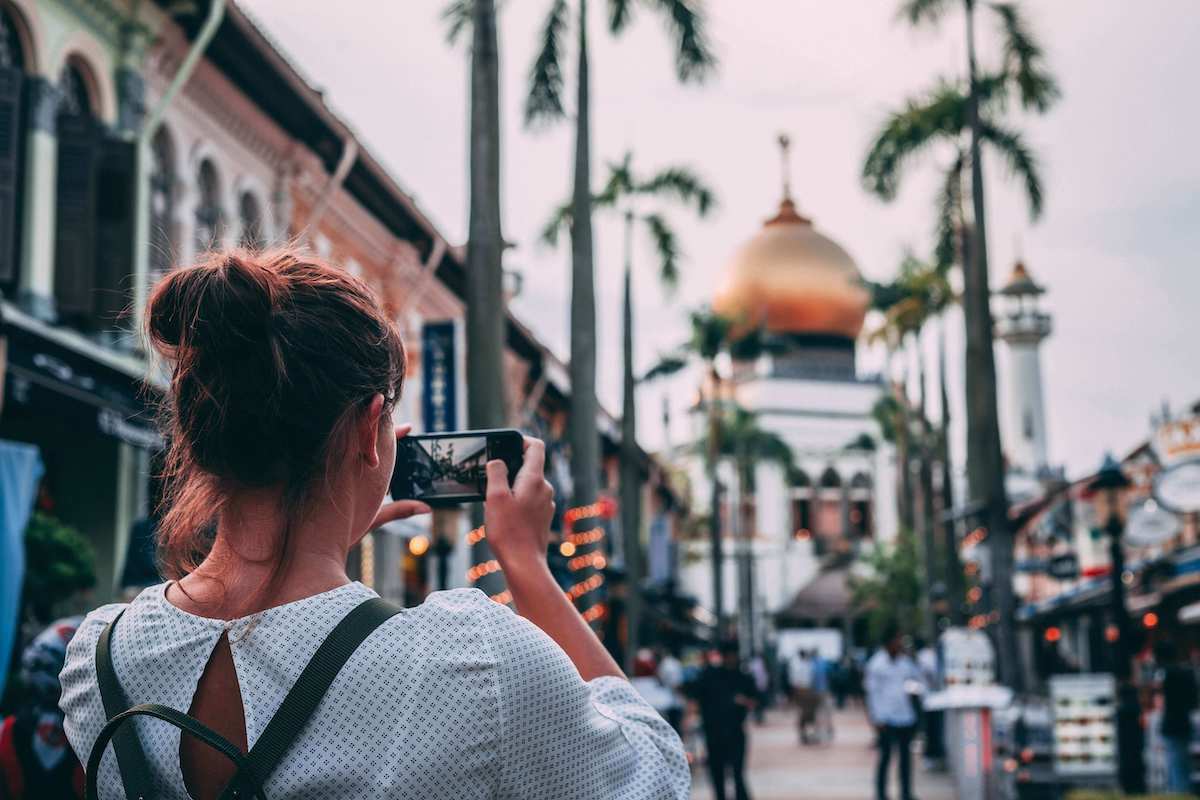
1153,459,1200,515
1050,674,1116,777
1047,553,1080,581
1125,498,1181,547
1154,415,1200,468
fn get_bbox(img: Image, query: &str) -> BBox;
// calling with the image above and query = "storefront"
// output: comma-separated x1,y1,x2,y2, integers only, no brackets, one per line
0,303,158,604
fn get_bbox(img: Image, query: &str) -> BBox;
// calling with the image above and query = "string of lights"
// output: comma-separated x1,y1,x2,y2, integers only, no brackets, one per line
580,603,607,623
489,590,512,605
465,559,501,583
567,552,607,571
565,574,605,601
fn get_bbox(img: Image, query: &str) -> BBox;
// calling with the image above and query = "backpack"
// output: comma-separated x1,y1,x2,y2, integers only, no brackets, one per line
86,597,400,800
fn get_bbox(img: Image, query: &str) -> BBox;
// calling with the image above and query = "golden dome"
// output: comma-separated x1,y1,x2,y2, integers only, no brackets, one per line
714,196,869,339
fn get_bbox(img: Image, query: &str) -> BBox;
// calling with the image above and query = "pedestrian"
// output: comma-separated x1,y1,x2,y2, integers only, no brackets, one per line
832,655,851,710
866,623,924,800
58,251,689,799
656,646,687,735
748,654,769,724
631,648,684,734
0,617,84,799
684,640,757,800
810,649,834,743
1155,640,1197,794
788,648,819,744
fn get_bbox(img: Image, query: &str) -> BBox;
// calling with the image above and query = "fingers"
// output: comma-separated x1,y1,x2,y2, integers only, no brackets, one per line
486,459,511,500
372,499,431,528
395,423,413,440
515,437,545,488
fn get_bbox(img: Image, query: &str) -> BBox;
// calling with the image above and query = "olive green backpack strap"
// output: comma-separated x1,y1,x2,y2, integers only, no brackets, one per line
94,610,156,799
218,597,402,800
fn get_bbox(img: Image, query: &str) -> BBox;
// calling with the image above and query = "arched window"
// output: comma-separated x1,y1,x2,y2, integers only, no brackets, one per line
238,191,263,249
148,127,176,276
54,60,100,321
819,467,842,488
0,5,27,284
790,469,812,542
848,473,872,538
194,159,222,253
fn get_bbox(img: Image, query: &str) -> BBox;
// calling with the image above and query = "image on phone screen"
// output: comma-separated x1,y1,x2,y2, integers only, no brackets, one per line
407,436,488,500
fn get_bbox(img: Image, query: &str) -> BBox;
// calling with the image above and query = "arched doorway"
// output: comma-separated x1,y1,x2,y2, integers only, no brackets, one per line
0,3,28,286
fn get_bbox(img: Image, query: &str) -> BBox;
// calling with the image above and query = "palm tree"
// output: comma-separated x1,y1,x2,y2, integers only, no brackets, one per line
524,0,715,538
643,309,735,629
445,0,509,595
709,405,794,655
863,0,1058,688
543,153,713,665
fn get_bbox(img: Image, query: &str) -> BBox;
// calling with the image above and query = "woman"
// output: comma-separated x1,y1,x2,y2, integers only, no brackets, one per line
59,250,688,799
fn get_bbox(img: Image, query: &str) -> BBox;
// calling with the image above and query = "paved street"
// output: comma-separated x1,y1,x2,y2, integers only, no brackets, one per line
691,707,957,800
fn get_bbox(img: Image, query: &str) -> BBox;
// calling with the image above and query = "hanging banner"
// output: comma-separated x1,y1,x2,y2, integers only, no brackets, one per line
421,321,457,433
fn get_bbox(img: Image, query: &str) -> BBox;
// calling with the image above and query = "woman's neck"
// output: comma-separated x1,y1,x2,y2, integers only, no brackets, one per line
168,489,355,619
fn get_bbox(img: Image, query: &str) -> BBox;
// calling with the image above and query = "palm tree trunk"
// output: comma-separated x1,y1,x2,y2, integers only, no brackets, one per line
916,332,938,641
568,0,602,615
619,212,642,671
466,0,507,595
963,0,1018,689
938,315,965,625
707,363,725,631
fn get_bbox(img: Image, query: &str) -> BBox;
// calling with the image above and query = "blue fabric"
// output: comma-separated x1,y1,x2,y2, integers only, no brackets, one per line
0,439,44,695
1165,733,1192,793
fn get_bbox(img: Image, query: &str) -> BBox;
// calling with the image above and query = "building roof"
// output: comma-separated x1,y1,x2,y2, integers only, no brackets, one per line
163,0,629,442
778,566,854,622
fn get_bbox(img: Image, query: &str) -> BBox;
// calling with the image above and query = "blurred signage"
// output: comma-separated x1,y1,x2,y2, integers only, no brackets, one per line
1047,553,1080,581
1125,498,1181,546
1154,415,1200,468
1154,460,1200,514
1050,674,1116,777
421,321,456,433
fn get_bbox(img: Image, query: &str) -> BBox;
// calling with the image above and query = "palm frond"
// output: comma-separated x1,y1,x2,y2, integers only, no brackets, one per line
442,0,473,44
643,212,680,290
640,354,689,382
979,121,1044,220
540,201,573,246
933,149,965,271
635,166,715,216
608,0,635,32
862,80,968,201
990,2,1061,113
645,0,718,83
690,308,733,361
896,0,954,27
524,0,569,125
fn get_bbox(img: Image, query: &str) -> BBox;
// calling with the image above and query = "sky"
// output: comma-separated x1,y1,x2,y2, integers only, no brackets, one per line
240,0,1200,478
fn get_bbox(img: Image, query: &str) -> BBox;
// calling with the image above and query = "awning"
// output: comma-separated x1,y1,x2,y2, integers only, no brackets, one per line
778,567,854,623
2,310,161,449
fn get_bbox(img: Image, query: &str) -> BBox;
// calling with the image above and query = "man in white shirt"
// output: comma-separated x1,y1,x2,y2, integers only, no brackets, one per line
865,624,923,800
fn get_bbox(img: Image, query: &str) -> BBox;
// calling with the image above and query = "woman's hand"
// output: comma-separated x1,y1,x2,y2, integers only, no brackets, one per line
484,437,555,570
370,424,432,529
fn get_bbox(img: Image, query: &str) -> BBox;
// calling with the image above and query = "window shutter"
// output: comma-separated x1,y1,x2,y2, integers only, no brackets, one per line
94,137,135,326
0,65,23,284
53,113,98,321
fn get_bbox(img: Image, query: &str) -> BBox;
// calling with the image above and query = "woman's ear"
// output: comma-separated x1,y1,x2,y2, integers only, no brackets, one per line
359,394,386,469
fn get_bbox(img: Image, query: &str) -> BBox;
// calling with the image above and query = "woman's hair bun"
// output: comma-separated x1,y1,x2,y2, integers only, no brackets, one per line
148,252,282,358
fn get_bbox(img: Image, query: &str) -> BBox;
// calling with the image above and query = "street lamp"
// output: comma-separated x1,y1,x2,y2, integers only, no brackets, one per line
1086,452,1145,794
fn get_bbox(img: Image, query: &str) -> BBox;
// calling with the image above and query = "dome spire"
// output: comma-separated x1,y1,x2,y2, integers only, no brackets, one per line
767,132,810,227
778,132,793,203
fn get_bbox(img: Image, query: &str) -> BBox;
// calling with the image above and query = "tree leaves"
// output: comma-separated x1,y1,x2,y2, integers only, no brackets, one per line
636,165,715,216
895,0,954,27
646,0,718,83
643,212,680,289
525,0,570,125
442,0,474,44
979,120,1043,219
990,2,1061,112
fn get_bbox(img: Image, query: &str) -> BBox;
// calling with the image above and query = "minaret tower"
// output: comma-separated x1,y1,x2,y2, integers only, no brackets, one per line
996,261,1053,476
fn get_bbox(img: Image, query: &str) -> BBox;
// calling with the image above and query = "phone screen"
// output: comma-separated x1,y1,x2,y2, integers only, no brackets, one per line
390,429,523,506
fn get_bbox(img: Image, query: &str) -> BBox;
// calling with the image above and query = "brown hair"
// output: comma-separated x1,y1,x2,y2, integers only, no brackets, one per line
147,248,406,579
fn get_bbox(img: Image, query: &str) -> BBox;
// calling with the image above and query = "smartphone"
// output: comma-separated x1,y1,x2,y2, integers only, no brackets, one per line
389,428,524,506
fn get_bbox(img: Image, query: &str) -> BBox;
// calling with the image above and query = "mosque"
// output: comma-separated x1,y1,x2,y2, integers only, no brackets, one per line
674,136,899,651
